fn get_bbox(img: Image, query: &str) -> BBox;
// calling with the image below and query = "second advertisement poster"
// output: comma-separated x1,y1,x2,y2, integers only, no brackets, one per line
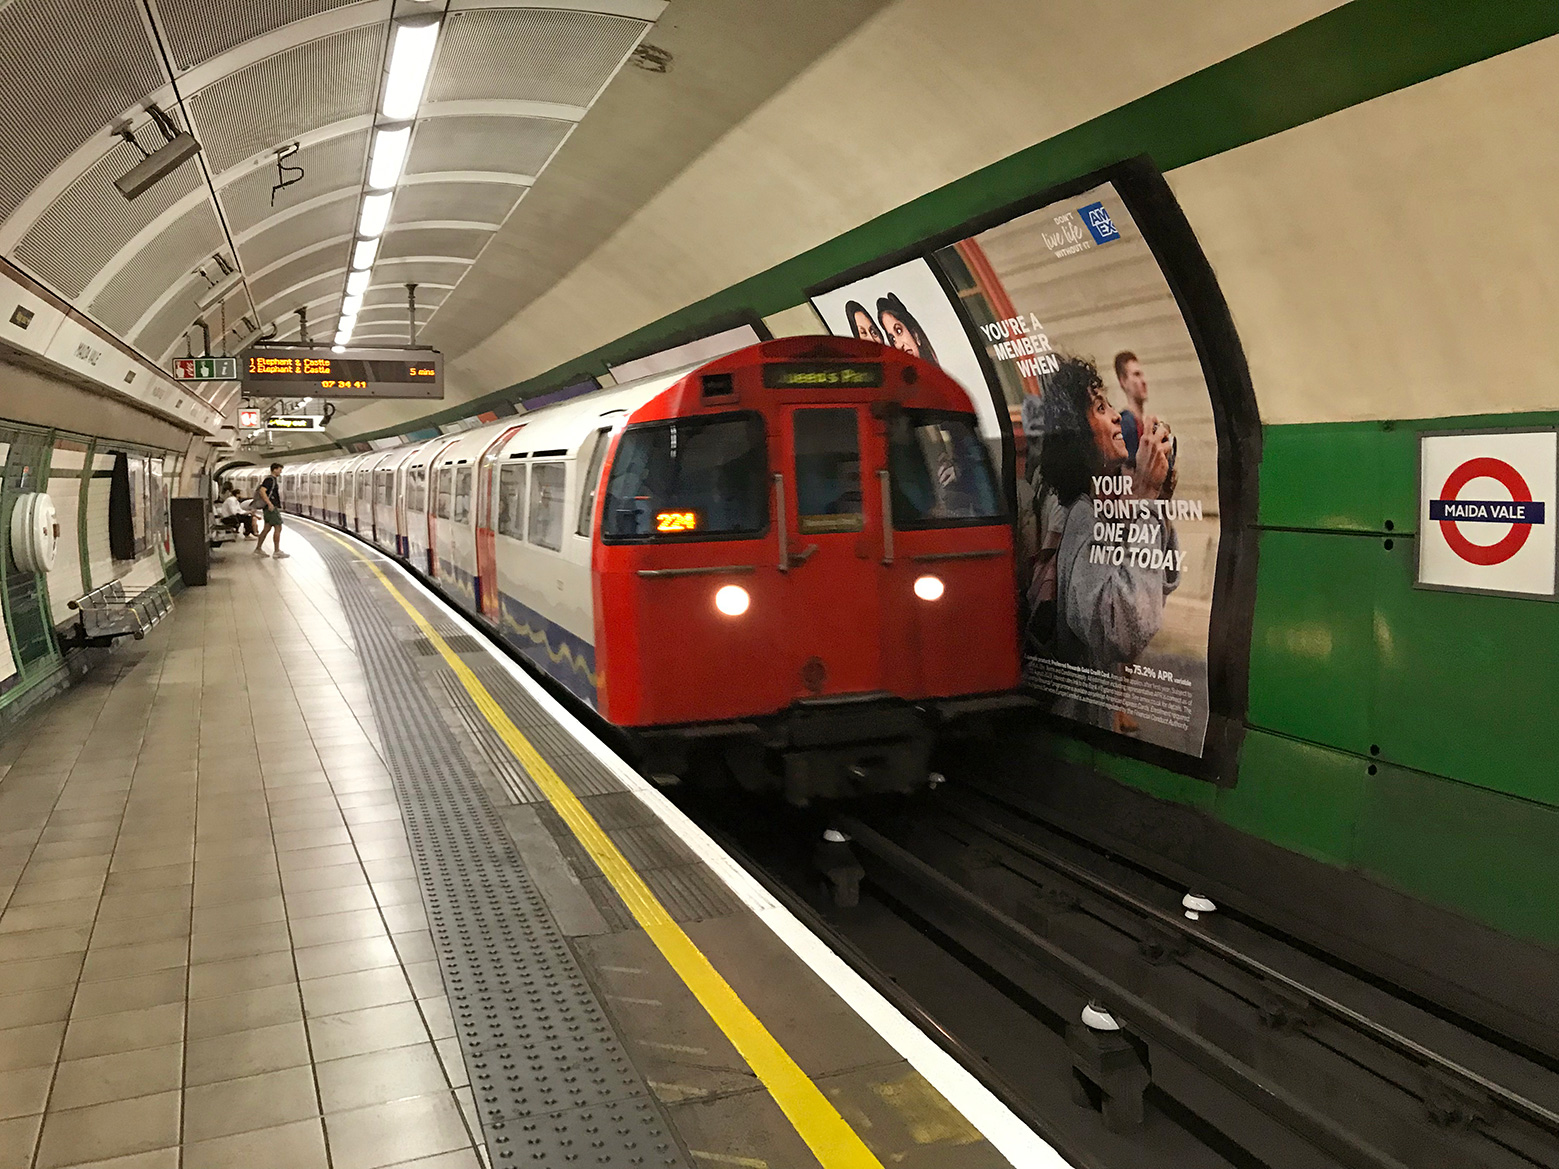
813,181,1219,758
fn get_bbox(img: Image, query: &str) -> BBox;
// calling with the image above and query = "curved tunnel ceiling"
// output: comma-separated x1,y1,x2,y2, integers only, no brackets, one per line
0,0,662,427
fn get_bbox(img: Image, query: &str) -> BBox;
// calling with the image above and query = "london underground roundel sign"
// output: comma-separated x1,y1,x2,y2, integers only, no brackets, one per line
1418,431,1557,598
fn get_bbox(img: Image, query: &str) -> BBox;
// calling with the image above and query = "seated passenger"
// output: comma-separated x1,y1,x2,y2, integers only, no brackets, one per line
216,487,258,537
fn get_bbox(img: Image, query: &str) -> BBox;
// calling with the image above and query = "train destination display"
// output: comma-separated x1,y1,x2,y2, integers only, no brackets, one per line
242,346,443,398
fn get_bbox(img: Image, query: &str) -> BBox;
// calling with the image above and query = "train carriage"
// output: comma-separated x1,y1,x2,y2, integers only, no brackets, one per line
228,337,1020,800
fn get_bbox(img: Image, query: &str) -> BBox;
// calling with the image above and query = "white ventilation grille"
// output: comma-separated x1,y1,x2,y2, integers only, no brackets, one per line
390,182,522,231
88,200,222,334
218,130,369,235
157,0,368,71
189,25,382,173
240,198,355,274
405,117,570,179
0,0,165,223
14,139,202,297
248,241,349,310
378,226,489,263
427,8,644,108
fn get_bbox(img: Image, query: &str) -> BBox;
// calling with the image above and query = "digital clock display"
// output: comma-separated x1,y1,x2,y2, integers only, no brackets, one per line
762,361,884,389
242,346,443,399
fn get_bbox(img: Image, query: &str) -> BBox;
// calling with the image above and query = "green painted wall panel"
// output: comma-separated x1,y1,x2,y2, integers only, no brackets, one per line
1247,529,1380,754
1370,539,1558,805
1352,760,1559,949
1217,732,1366,866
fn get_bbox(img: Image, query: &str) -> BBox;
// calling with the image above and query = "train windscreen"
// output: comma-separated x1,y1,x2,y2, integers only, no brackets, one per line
600,413,768,541
887,410,1003,527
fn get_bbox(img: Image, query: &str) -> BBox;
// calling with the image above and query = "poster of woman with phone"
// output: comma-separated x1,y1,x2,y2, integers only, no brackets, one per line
1036,354,1182,733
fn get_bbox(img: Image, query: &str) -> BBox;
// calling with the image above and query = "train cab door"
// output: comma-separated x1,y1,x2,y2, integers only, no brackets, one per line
474,425,524,622
776,404,887,696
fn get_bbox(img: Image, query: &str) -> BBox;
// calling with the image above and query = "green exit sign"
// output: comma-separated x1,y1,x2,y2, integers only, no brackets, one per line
171,357,239,381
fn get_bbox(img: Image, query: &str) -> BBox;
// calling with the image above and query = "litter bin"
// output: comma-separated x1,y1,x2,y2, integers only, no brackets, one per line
170,497,211,586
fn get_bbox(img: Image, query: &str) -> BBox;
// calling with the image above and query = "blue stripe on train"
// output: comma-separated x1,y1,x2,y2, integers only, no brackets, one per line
498,590,599,709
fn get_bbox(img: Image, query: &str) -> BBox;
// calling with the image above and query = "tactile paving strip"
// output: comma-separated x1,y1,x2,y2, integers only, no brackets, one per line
313,535,689,1167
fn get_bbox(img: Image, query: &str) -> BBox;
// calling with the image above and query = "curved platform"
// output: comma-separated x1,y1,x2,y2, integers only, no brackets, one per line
0,523,1055,1169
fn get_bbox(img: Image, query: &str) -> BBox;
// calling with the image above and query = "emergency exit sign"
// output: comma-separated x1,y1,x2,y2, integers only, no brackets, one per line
172,357,239,380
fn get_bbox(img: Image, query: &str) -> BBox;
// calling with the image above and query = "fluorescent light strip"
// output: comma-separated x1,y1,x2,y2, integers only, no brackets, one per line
368,125,411,191
352,238,379,270
359,192,392,239
346,270,370,297
382,21,440,121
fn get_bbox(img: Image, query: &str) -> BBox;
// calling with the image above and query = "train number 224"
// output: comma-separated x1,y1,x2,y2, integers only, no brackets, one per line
655,511,698,533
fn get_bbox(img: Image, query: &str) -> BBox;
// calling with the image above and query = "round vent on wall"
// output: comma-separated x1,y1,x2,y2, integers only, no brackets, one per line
11,493,59,573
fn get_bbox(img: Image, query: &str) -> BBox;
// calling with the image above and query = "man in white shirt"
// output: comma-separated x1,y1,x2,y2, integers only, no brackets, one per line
216,487,257,537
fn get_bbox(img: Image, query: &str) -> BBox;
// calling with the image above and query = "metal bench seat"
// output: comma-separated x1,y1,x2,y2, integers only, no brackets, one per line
63,579,173,647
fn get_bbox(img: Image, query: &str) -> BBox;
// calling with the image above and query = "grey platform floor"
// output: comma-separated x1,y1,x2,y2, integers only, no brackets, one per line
0,524,1021,1169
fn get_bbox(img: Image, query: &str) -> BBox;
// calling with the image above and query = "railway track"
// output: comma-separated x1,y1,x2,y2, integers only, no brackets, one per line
679,780,1559,1168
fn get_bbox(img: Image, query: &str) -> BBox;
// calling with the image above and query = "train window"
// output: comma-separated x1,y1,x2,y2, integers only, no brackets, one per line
376,469,393,506
453,467,473,523
435,467,454,519
528,463,566,551
498,463,526,540
793,408,864,534
407,466,426,513
887,410,1003,527
575,429,610,537
600,414,767,541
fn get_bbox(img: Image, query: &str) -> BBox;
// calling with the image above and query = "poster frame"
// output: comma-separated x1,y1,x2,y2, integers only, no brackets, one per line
805,156,1262,786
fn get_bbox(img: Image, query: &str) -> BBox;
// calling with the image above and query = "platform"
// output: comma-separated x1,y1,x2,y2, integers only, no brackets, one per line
0,522,1054,1169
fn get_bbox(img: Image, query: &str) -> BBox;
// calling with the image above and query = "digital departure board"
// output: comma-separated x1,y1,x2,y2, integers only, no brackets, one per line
242,346,443,399
762,361,883,389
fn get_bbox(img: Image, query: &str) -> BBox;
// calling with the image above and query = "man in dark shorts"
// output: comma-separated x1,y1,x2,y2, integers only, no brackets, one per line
253,462,290,559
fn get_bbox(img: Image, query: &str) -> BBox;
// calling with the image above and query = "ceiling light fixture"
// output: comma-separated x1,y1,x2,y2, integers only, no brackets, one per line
346,269,370,297
382,21,441,120
342,294,364,317
367,125,411,191
351,238,379,271
358,192,393,238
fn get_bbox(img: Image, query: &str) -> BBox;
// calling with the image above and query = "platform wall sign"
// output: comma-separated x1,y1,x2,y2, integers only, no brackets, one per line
1417,430,1557,599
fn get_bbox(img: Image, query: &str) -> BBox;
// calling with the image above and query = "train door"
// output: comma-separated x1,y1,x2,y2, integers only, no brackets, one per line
776,405,886,695
475,425,524,621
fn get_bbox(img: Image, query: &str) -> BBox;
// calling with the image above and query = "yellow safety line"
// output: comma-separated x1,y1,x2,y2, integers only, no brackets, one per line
318,530,885,1169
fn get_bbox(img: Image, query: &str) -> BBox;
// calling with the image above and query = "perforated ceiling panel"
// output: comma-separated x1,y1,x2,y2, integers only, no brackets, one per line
248,241,349,312
378,226,489,263
88,201,222,334
218,130,369,236
189,25,382,173
0,0,165,223
254,271,341,321
138,272,212,359
13,140,202,298
365,285,447,308
368,259,471,290
240,197,356,275
427,8,644,108
390,182,523,231
157,0,368,71
406,116,571,179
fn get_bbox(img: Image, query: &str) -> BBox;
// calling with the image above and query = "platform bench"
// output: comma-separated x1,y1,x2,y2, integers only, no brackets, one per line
62,579,173,648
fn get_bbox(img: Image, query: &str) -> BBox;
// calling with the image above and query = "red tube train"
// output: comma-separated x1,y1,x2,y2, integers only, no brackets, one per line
232,337,1020,801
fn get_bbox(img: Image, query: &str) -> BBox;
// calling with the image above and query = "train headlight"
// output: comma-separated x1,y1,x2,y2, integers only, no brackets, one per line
913,575,945,601
714,584,750,616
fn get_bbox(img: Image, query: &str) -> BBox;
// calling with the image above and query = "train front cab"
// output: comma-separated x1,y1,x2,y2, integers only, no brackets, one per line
592,337,1019,800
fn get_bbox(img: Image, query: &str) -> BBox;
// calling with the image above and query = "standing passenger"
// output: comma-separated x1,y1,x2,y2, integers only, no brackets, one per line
253,462,291,559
